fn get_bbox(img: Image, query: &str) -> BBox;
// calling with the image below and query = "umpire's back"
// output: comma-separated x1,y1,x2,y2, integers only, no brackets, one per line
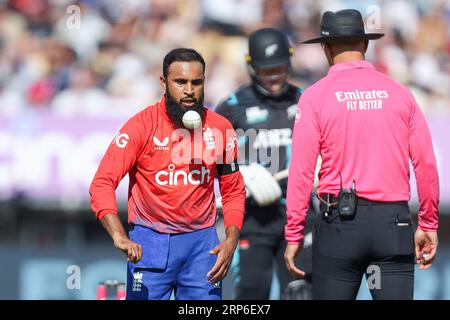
301,59,437,207
284,9,439,300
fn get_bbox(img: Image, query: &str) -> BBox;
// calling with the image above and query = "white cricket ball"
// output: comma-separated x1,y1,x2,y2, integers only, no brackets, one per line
182,110,201,129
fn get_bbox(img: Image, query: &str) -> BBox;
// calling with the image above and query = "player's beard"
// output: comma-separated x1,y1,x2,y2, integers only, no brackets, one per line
165,88,205,128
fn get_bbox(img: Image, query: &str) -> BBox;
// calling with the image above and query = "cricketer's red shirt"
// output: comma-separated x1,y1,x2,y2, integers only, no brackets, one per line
90,97,245,233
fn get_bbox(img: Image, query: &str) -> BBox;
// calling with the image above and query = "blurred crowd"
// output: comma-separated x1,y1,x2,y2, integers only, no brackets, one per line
0,0,449,117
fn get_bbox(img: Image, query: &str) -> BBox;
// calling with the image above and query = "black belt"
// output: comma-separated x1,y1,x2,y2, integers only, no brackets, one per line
318,193,408,207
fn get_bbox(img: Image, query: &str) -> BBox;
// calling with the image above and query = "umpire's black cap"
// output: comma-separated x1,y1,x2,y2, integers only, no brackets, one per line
302,9,384,44
246,28,293,69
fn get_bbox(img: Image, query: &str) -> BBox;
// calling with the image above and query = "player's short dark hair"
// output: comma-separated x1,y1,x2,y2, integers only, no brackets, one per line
163,48,205,78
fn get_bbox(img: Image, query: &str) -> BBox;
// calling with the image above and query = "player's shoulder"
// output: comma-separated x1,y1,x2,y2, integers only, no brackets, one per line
298,82,319,104
205,108,234,131
217,85,255,109
359,67,415,102
122,100,160,129
287,83,304,100
140,99,162,116
372,70,412,95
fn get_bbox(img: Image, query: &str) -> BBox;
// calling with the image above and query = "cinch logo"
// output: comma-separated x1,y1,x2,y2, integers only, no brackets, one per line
112,132,129,148
153,136,169,150
155,164,211,186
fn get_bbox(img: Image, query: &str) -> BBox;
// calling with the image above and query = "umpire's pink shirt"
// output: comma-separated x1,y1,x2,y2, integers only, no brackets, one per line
286,60,439,244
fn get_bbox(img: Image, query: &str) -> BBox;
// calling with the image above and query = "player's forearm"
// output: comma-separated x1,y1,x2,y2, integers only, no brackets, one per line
89,175,119,220
225,225,240,248
219,171,246,230
285,99,320,244
100,213,129,244
409,103,439,231
412,149,439,231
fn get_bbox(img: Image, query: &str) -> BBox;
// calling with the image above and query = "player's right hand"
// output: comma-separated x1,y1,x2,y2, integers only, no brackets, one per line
114,237,143,263
240,163,282,206
284,243,306,279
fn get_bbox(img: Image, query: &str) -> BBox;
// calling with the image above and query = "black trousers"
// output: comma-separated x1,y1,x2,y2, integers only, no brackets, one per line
235,232,294,300
313,202,415,300
234,205,314,300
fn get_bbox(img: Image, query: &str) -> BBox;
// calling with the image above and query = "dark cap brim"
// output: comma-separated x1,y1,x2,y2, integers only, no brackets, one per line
302,33,384,44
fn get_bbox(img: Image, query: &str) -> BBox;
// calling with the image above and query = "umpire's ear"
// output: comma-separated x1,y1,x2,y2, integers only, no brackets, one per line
160,75,167,92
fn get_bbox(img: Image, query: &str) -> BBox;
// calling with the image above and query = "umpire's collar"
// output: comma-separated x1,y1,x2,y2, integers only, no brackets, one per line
328,60,375,74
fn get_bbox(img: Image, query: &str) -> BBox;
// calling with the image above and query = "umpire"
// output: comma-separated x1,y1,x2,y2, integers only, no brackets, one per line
216,28,314,300
284,9,439,300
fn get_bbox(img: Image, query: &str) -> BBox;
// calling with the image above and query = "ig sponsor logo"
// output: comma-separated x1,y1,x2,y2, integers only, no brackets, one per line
112,132,129,149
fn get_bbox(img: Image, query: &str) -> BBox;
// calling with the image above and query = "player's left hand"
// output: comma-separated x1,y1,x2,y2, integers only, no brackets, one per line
207,238,238,284
415,229,438,269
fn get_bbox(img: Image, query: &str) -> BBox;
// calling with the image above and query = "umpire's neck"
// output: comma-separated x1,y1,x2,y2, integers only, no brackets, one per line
322,39,369,66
